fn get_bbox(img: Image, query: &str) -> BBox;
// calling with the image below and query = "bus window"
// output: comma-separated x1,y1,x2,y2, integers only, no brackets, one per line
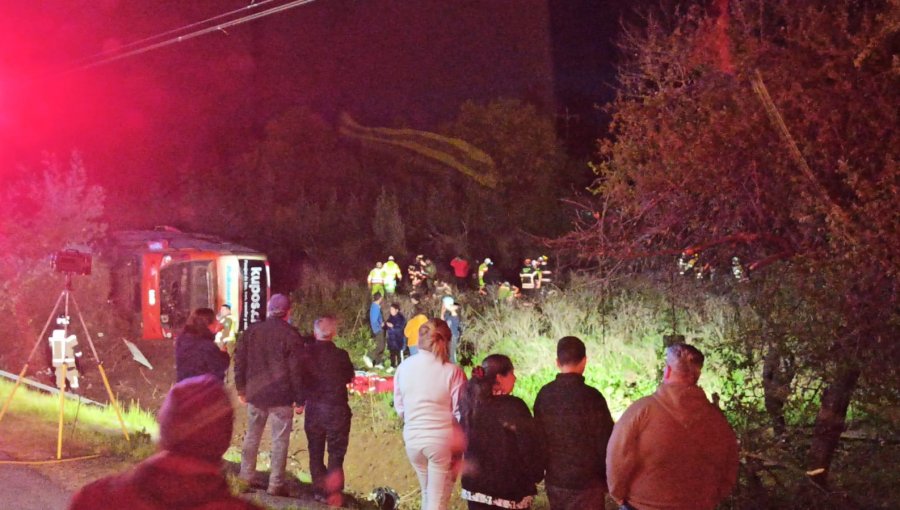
160,260,214,335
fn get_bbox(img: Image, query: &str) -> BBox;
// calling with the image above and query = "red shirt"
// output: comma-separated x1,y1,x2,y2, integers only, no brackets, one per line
450,257,470,277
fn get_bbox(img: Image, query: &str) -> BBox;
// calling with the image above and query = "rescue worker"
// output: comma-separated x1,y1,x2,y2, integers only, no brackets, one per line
367,262,386,297
519,258,535,292
422,258,437,292
477,258,493,294
498,281,517,303
409,256,426,294
49,315,81,391
215,304,236,352
383,256,403,295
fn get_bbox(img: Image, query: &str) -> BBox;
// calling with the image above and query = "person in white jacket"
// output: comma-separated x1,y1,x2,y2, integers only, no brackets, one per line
394,318,467,510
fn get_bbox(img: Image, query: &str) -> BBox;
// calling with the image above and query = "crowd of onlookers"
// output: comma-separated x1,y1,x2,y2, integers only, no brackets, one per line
68,293,739,510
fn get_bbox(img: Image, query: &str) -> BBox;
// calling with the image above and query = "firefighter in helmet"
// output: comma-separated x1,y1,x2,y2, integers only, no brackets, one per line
477,258,493,293
49,315,82,391
383,256,403,295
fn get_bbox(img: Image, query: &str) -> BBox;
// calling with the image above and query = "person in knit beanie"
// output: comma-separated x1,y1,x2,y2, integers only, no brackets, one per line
68,375,262,510
158,372,234,460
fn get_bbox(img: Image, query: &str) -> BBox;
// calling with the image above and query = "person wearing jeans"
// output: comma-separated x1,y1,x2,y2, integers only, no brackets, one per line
240,405,294,491
394,319,467,510
234,294,305,497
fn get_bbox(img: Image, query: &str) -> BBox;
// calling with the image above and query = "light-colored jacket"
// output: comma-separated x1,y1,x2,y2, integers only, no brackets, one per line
394,350,467,442
606,382,739,510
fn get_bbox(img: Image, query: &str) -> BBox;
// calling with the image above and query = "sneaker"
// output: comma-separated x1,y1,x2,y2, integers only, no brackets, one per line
362,355,374,368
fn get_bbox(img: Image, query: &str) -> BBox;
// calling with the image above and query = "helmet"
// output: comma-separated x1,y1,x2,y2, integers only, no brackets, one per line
484,258,492,265
442,296,455,307
388,255,395,261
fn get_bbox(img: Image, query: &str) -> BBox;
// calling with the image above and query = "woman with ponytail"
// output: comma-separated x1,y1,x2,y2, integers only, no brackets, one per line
393,318,467,510
460,354,544,509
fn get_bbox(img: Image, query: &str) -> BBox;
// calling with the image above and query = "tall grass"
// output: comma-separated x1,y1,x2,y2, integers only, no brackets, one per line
0,378,158,437
463,275,744,415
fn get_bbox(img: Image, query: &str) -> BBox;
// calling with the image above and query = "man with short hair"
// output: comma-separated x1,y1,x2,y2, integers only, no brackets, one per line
234,294,305,497
534,336,614,510
367,262,385,296
606,343,739,510
299,316,355,506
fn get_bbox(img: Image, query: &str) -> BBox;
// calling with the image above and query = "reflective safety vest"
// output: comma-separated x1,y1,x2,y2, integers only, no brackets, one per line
50,329,78,365
383,261,402,282
368,267,385,284
478,263,490,287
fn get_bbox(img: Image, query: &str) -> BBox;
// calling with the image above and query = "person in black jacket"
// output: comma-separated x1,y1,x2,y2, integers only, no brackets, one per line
175,308,230,382
298,316,355,506
533,336,614,510
460,354,543,509
234,294,305,497
384,303,407,371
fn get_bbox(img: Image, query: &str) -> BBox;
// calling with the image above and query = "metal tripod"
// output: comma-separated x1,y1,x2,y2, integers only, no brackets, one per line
0,273,130,459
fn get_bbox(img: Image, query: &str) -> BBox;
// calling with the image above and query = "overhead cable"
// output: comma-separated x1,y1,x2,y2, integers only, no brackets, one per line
64,0,317,75
69,0,284,69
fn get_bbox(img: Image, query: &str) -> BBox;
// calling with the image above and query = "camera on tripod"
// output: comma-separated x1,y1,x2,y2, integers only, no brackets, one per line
51,249,93,275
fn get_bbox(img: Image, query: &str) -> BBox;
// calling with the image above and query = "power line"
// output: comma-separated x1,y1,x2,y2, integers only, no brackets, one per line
69,0,284,69
63,0,318,75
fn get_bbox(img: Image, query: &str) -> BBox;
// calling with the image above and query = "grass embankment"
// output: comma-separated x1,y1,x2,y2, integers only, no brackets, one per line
0,377,157,458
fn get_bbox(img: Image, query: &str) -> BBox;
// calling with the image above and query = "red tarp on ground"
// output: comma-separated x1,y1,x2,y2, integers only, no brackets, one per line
349,372,394,395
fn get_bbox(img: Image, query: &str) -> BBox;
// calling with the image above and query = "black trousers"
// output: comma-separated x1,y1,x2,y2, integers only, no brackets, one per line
304,402,352,495
467,502,530,510
388,348,402,368
545,484,606,510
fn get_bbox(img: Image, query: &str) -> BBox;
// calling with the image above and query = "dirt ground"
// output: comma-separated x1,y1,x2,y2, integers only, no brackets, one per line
70,337,450,509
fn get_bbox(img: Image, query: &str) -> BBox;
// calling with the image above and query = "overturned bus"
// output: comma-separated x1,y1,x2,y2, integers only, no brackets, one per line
106,227,270,340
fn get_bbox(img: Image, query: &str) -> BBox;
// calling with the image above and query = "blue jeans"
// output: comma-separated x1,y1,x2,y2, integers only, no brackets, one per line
240,403,294,490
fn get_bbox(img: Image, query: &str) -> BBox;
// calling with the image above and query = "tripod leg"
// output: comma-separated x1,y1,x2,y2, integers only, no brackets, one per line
69,294,130,441
97,364,130,441
57,364,67,460
0,291,66,426
0,364,30,424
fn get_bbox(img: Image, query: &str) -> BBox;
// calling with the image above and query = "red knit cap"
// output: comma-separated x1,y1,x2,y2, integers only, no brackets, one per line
157,374,234,461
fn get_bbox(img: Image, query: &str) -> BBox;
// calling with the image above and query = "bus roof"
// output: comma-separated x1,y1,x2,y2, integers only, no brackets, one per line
110,228,265,256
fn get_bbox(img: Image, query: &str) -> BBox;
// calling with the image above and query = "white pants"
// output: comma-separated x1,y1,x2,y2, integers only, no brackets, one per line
404,437,456,510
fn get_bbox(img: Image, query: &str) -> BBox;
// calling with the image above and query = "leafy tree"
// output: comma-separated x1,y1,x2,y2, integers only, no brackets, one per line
0,153,113,367
558,0,898,494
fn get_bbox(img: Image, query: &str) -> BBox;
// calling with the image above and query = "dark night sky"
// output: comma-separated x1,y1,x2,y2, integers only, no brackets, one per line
1,1,628,206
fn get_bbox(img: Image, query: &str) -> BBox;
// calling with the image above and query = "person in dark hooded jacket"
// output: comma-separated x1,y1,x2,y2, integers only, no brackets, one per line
68,374,262,510
385,303,407,370
175,307,230,382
